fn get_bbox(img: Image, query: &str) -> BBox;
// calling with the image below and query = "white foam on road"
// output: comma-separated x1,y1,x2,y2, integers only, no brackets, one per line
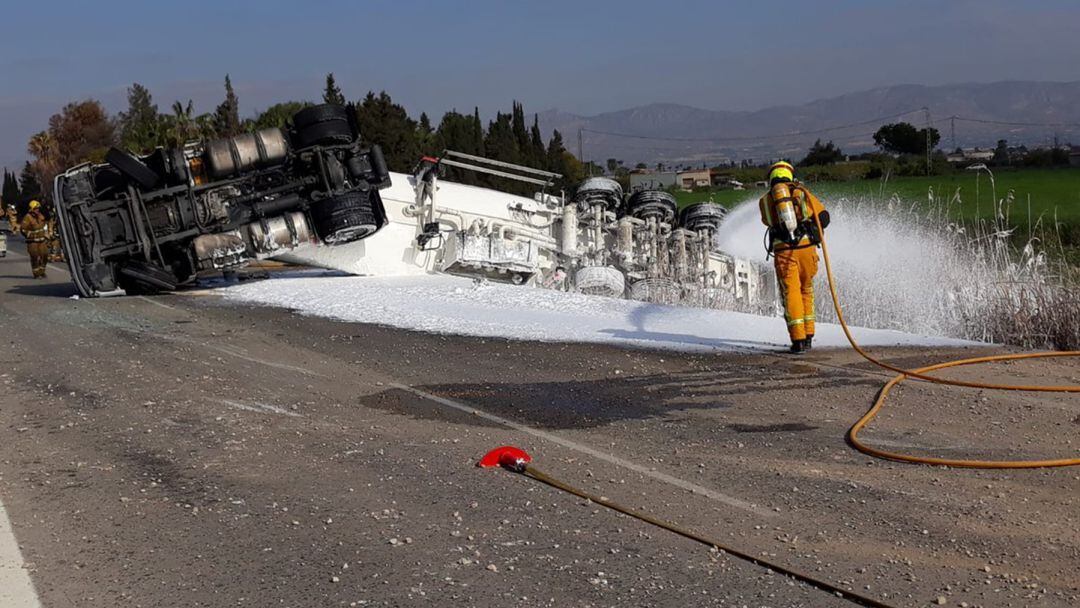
0,498,42,607
222,273,972,352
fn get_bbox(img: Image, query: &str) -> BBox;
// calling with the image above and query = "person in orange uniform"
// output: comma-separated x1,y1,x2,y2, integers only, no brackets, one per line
759,161,830,354
20,200,51,279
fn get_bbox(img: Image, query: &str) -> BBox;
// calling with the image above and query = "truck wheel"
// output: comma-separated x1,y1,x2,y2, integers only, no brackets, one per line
292,104,355,148
575,266,625,298
679,202,727,232
293,121,355,148
310,191,379,244
105,147,161,190
625,190,677,224
118,261,178,294
292,104,350,129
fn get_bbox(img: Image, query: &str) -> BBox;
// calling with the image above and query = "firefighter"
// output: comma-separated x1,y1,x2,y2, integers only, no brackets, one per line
759,161,831,354
4,204,17,233
20,200,51,279
47,217,63,262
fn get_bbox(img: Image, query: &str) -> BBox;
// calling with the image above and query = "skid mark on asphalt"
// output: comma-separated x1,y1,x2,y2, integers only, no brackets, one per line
389,382,775,518
0,498,42,608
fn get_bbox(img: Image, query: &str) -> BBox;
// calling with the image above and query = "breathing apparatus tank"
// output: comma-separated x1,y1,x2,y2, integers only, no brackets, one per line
770,182,799,242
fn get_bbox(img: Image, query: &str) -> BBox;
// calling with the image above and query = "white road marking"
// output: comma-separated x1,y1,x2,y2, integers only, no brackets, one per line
0,498,42,608
219,399,303,417
203,343,329,379
389,382,774,518
137,295,179,311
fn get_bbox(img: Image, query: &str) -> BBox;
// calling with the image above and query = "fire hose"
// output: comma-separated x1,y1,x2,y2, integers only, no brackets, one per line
475,212,1078,608
813,213,1080,469
478,446,895,608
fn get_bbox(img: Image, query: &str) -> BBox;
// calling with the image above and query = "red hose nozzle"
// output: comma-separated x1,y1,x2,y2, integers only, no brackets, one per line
477,446,532,472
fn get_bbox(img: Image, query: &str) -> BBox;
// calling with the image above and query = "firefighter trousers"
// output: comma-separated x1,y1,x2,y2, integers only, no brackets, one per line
27,241,49,278
774,246,819,342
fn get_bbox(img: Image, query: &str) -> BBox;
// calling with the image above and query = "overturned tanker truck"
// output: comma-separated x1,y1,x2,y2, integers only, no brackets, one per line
54,102,773,311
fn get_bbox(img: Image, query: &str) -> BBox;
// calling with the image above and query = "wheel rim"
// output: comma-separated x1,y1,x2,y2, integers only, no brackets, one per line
323,224,378,244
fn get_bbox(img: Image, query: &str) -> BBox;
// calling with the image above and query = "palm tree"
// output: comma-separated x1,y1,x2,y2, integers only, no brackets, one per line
26,131,58,201
164,100,200,146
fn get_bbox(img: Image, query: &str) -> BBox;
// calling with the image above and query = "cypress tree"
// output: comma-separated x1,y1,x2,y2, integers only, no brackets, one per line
530,114,546,170
213,75,241,137
511,101,529,164
323,73,346,105
472,107,485,156
18,162,42,214
118,82,161,153
2,169,22,209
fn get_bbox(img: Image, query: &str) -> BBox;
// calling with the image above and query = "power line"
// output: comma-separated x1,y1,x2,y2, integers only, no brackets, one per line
949,116,1080,128
578,111,1080,146
580,108,927,143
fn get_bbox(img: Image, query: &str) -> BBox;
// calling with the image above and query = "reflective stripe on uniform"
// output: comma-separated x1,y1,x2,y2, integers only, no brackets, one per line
760,196,775,226
786,318,804,327
794,188,811,219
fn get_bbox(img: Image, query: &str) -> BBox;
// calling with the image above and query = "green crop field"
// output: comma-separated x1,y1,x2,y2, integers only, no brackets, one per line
674,167,1080,226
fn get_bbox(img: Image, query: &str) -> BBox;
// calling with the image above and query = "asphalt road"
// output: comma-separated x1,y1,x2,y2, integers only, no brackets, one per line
0,236,1078,608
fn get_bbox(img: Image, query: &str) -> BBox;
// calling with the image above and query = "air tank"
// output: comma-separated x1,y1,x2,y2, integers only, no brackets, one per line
560,203,578,257
205,128,290,179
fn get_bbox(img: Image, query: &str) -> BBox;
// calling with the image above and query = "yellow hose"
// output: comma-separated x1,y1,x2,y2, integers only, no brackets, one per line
814,215,1080,468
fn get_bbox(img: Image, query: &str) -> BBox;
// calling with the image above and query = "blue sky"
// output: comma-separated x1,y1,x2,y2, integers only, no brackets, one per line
2,0,1079,170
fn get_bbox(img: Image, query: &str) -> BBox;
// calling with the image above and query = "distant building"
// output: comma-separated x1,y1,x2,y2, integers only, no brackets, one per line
629,171,678,191
1071,146,1080,168
947,148,995,163
677,169,712,190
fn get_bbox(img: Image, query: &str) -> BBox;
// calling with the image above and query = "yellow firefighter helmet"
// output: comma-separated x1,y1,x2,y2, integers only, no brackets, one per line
767,161,794,184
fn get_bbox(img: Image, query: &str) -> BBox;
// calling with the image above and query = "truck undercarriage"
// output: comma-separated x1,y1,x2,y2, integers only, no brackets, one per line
53,103,391,296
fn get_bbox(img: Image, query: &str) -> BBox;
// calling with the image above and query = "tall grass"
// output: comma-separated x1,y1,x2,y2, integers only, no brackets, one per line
814,186,1079,349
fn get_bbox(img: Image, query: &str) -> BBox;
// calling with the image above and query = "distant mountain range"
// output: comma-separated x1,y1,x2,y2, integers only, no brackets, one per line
537,81,1080,167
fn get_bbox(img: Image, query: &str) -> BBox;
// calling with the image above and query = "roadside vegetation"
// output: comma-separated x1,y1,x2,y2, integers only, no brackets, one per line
1,73,585,219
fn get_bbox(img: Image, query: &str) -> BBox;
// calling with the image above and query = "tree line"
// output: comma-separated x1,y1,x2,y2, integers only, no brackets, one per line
6,73,585,216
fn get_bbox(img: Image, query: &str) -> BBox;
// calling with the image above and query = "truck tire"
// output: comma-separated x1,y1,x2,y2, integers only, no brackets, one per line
572,177,623,212
679,202,727,232
629,278,681,305
293,121,355,148
118,261,178,294
292,103,355,148
310,191,379,244
292,104,350,129
105,147,161,190
574,266,625,298
625,190,677,224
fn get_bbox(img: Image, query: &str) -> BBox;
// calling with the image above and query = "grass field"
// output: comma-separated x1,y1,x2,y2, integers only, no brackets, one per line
675,167,1080,219
674,167,1080,247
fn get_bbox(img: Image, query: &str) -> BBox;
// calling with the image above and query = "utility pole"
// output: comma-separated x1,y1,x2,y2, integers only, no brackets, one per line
923,107,932,176
950,116,957,152
577,128,585,175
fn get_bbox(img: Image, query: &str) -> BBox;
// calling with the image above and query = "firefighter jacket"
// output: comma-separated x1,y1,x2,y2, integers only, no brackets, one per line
20,211,49,243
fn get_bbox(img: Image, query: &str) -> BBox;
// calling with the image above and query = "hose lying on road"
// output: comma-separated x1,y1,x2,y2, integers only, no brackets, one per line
812,214,1080,469
479,446,896,608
